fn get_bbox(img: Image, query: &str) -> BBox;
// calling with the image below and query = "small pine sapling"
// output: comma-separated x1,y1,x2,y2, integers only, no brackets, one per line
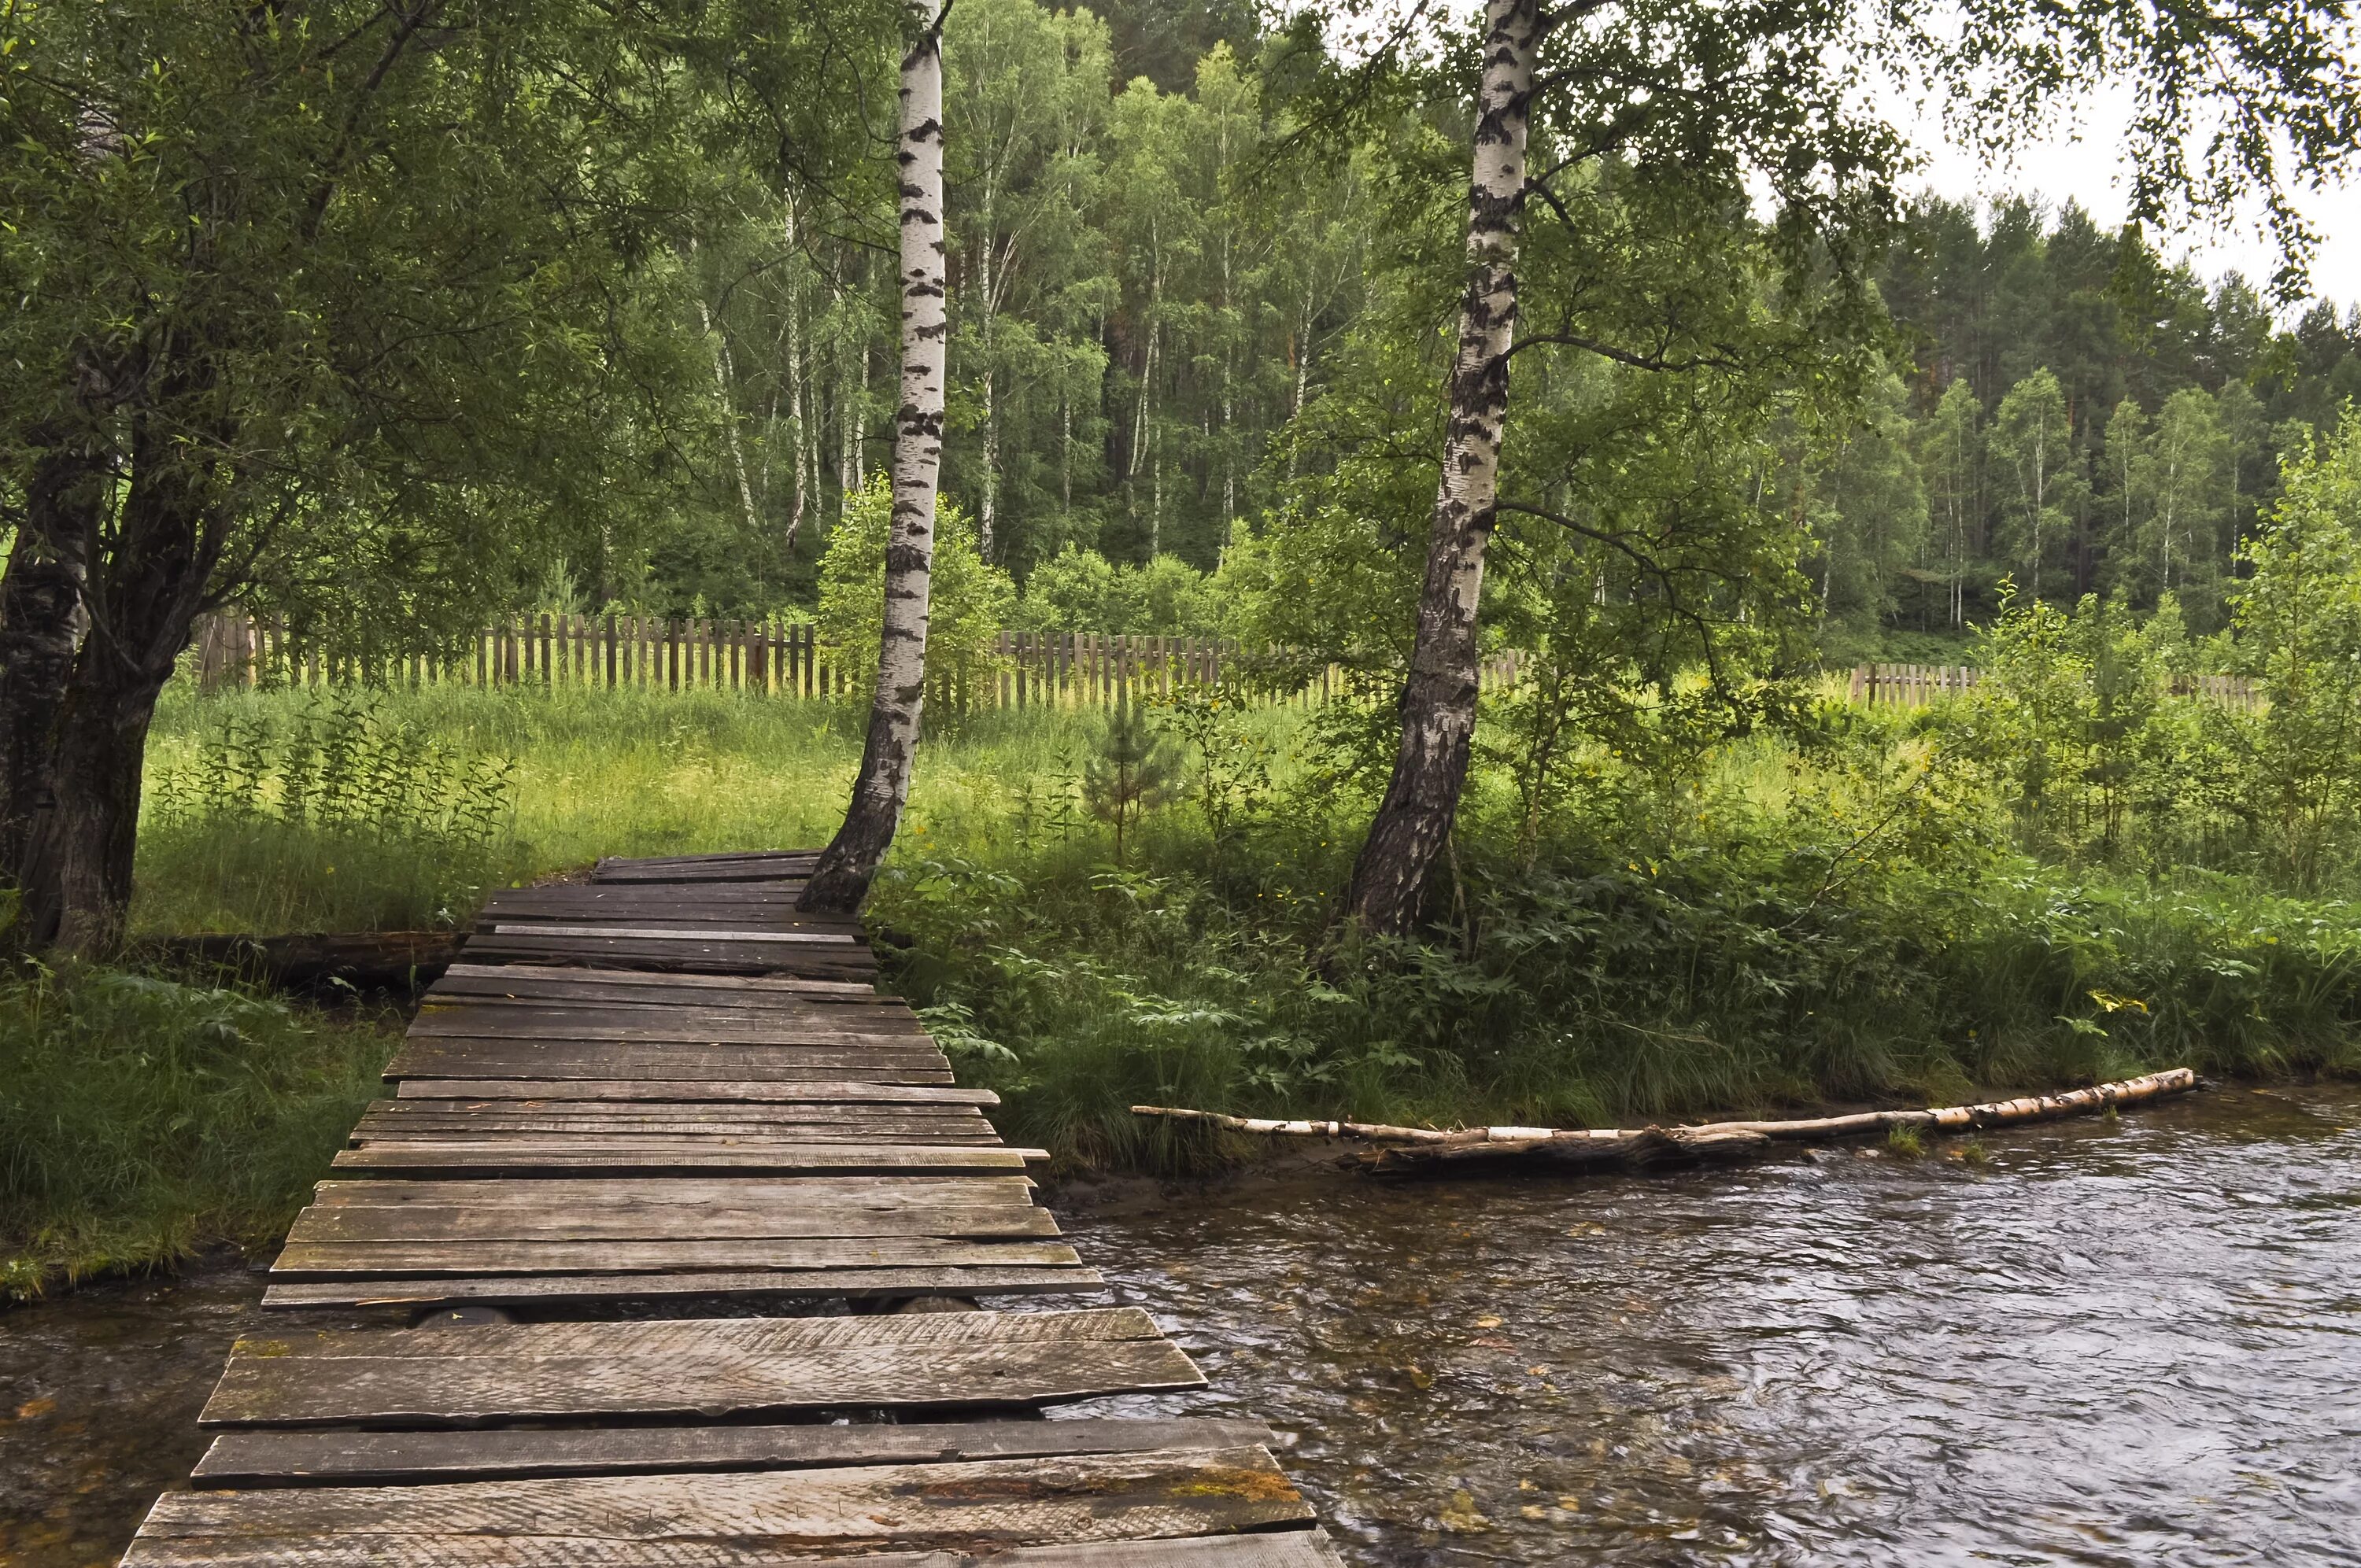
1084,702,1180,865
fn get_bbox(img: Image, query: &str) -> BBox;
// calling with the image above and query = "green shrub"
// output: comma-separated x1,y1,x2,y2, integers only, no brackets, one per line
818,476,1015,705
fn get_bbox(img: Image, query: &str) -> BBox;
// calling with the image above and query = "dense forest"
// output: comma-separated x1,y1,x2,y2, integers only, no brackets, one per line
586,0,2361,659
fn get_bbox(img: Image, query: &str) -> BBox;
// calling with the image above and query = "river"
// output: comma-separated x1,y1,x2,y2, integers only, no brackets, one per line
6,1083,2356,1566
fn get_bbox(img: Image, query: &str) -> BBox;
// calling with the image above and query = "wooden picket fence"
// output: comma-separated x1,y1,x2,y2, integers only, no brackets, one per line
192,613,1528,709
1849,662,2261,710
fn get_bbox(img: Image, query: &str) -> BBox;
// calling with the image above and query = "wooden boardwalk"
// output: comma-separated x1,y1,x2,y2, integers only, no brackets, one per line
123,851,1339,1567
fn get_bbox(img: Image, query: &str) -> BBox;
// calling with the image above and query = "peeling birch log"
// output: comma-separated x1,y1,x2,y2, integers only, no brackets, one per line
1131,1068,2200,1175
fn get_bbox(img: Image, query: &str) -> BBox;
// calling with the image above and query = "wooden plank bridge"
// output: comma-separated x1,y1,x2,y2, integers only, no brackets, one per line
122,850,1338,1567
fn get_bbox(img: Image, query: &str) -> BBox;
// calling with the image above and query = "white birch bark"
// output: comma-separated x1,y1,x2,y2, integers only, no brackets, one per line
699,296,761,540
803,0,950,913
1345,0,1540,937
784,204,810,552
977,219,999,560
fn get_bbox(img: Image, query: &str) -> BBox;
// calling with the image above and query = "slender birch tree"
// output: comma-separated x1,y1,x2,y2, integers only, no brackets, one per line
803,0,953,913
1342,0,1541,936
1320,0,2361,939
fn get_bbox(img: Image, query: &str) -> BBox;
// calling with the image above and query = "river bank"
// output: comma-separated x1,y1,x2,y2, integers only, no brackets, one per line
8,1082,2355,1566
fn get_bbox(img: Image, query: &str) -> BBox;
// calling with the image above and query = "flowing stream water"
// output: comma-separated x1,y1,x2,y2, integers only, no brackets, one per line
5,1083,2356,1566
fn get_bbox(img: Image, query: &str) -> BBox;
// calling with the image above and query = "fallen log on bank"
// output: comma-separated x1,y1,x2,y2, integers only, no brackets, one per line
1131,1068,2200,1175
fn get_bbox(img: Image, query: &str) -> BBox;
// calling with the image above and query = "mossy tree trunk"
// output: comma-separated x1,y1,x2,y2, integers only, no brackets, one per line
0,434,104,899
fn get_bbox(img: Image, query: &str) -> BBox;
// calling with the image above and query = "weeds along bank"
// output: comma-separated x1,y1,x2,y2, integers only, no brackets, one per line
12,655,2361,1289
131,684,1119,933
0,968,397,1299
124,670,2361,1170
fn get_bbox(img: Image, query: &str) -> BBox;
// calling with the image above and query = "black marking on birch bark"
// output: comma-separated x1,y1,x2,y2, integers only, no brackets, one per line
1343,0,1536,943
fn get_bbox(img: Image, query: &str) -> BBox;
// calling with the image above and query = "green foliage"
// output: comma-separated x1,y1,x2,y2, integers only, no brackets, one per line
135,695,518,933
107,679,2361,1196
1083,704,1182,865
1018,548,1226,633
870,770,2361,1172
149,694,516,845
1941,585,2214,866
1149,685,1277,843
2228,415,2361,890
0,0,842,657
816,478,1018,707
0,965,396,1297
1806,373,1931,663
1990,368,2083,605
1914,415,2361,892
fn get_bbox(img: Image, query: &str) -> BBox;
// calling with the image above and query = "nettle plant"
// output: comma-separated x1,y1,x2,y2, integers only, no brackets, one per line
150,695,516,848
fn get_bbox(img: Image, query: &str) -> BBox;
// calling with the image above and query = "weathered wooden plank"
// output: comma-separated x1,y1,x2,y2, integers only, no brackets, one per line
356,1108,988,1127
481,907,841,930
272,1237,1084,1278
131,1522,1341,1568
359,1094,985,1119
286,1201,1058,1245
406,1005,921,1029
428,985,899,1009
191,1416,1279,1487
353,1127,1007,1147
593,864,817,884
263,1263,1096,1310
422,987,901,1020
357,1095,982,1120
305,1176,1037,1208
597,850,817,869
391,1079,998,1105
438,961,882,997
408,1012,928,1043
445,955,878,982
483,886,837,911
486,923,864,945
329,1142,1040,1176
386,1059,957,1087
354,1108,994,1137
416,998,911,1028
395,1030,941,1056
419,991,918,1019
201,1313,1198,1426
401,1023,937,1052
131,1448,1310,1565
340,1131,1006,1153
382,1046,954,1084
236,1306,1161,1360
458,940,879,977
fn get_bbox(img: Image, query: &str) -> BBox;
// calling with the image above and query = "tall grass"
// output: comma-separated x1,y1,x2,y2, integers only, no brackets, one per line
126,681,2361,1186
135,682,1137,932
0,965,397,1299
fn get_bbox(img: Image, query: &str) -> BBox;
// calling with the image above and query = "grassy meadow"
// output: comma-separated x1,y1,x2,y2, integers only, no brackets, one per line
10,664,2360,1295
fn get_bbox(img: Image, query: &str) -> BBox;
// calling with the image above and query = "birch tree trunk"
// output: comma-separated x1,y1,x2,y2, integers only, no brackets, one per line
1343,0,1539,939
800,0,950,915
976,190,999,561
700,297,762,540
784,205,810,554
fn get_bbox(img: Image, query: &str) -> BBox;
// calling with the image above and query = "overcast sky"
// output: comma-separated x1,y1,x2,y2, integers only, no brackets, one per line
1894,81,2359,315
1311,0,2357,318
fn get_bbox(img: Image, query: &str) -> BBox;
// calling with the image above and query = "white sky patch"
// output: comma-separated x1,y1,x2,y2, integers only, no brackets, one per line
1295,0,2359,315
1882,76,2361,313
